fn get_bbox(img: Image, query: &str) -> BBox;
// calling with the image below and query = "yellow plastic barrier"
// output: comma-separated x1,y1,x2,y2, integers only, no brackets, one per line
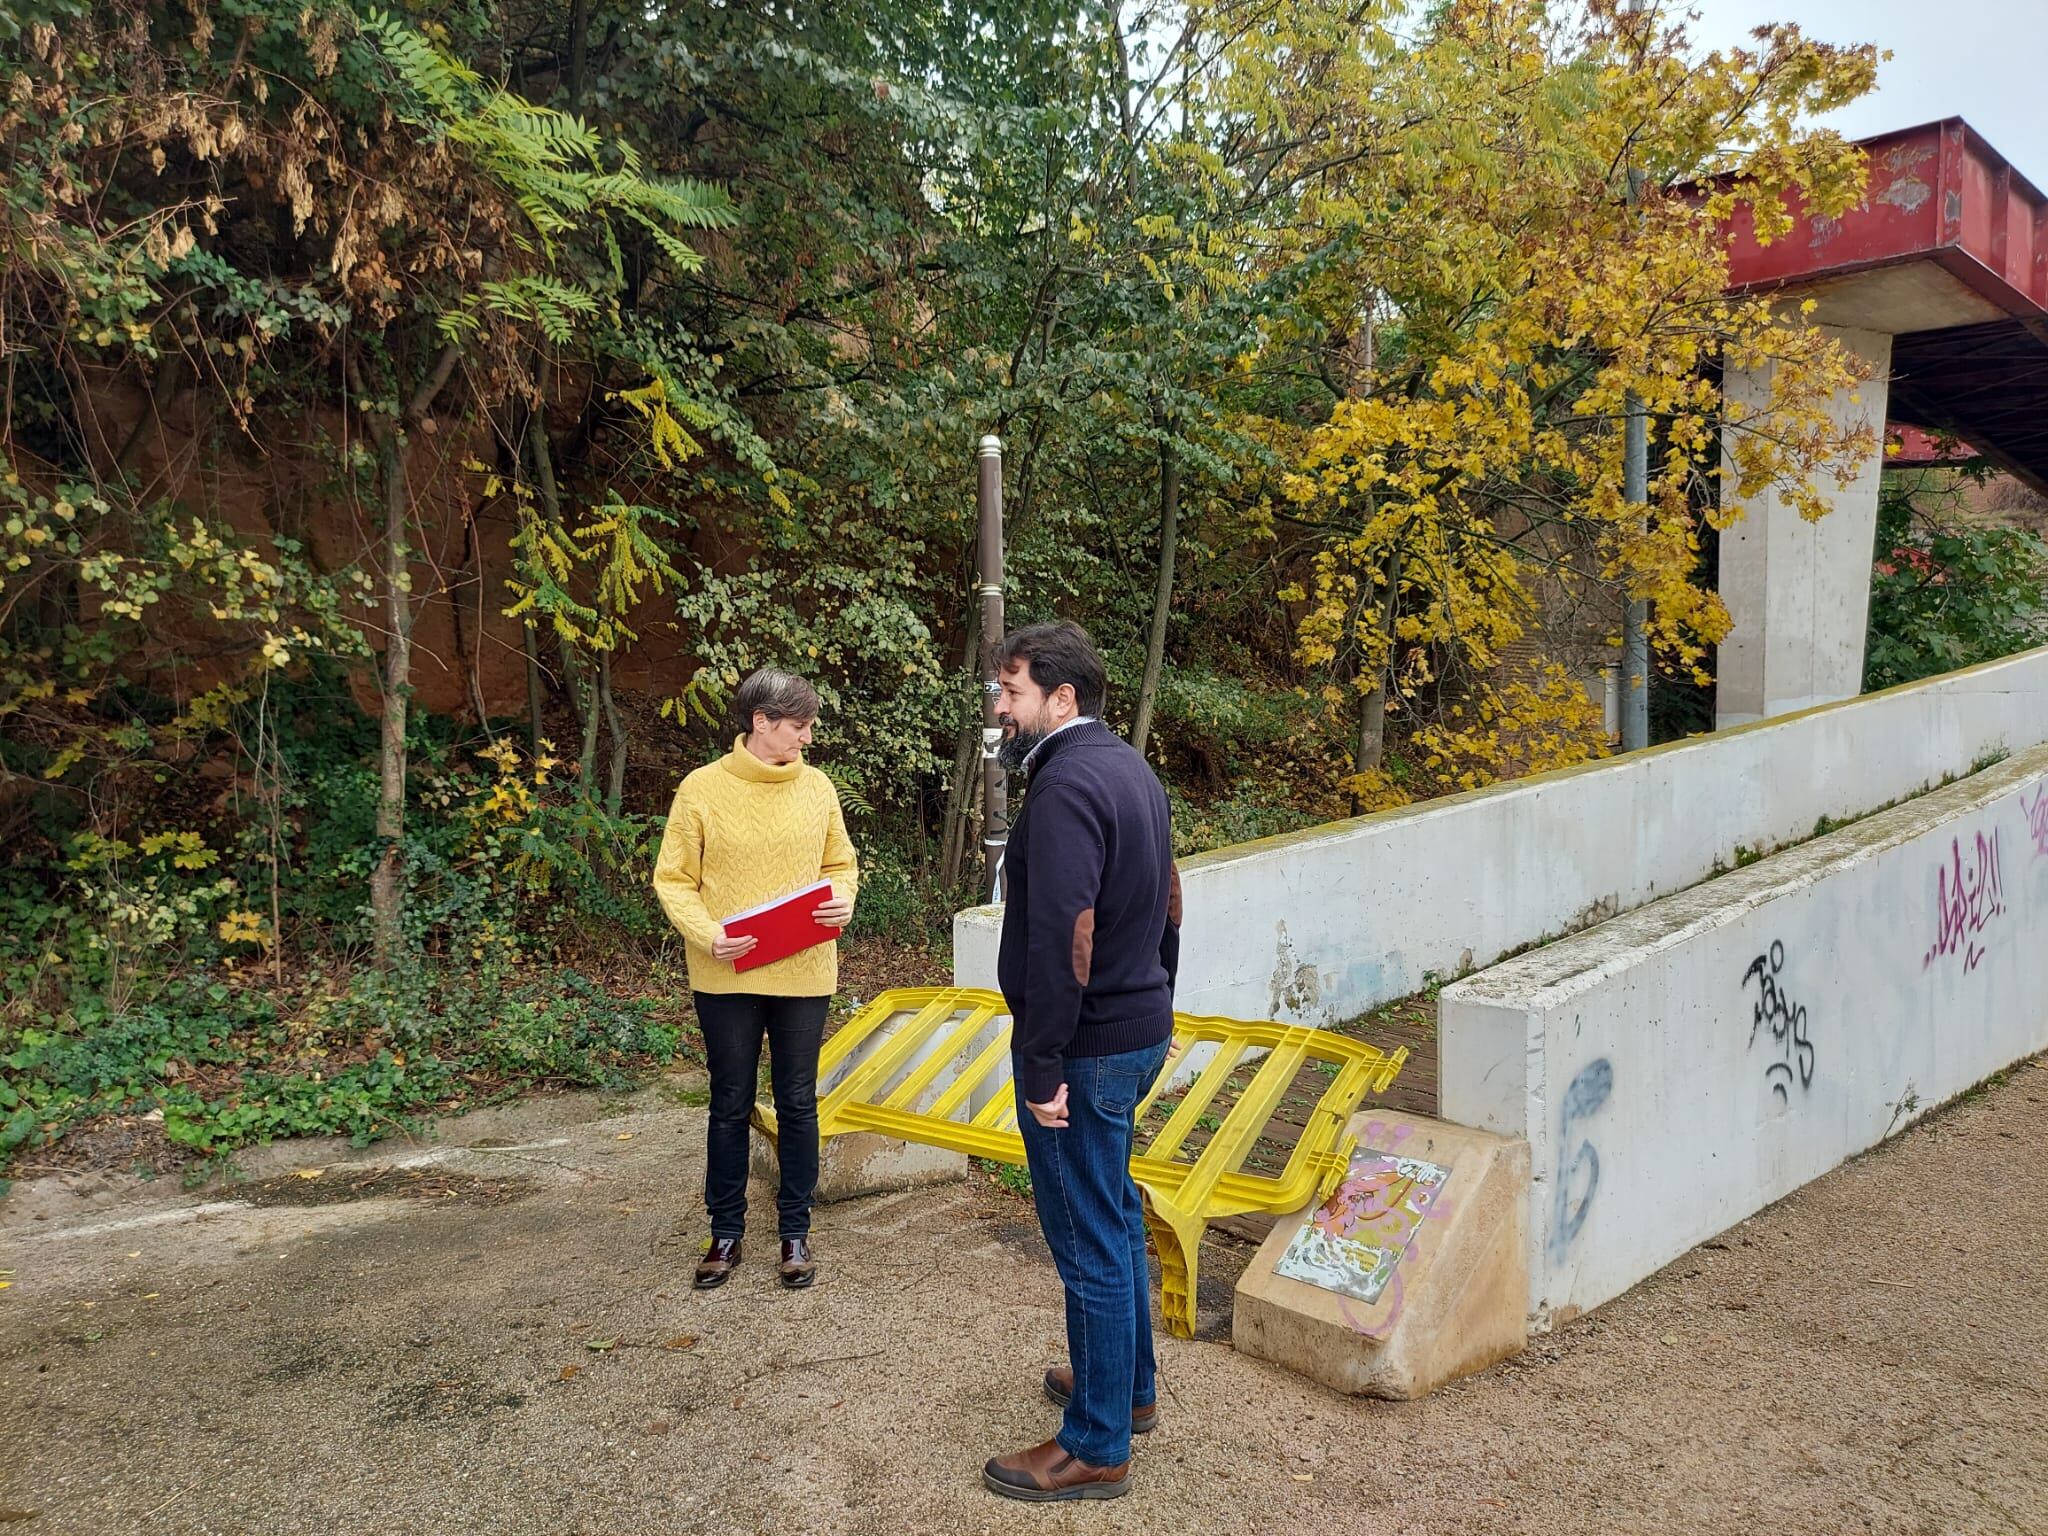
752,986,1407,1337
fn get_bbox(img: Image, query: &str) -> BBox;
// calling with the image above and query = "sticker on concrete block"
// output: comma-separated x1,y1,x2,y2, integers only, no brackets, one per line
1273,1149,1450,1304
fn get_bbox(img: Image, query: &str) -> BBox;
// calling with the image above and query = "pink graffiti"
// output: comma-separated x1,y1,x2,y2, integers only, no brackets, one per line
1327,1120,1455,1340
1336,1273,1404,1341
1923,828,2005,974
2022,787,2048,859
1319,1160,1441,1241
1313,1122,1420,1239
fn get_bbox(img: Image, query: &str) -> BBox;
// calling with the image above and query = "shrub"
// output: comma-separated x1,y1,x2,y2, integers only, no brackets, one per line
1864,475,2048,690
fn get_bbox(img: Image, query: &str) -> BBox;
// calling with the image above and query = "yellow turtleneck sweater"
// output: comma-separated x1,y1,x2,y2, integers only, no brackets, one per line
651,739,860,997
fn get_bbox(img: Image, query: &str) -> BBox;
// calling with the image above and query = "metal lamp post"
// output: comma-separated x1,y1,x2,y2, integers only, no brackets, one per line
976,434,1009,899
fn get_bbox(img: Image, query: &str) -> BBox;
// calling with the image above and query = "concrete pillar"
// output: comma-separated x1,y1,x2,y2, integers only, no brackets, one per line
1716,325,1892,729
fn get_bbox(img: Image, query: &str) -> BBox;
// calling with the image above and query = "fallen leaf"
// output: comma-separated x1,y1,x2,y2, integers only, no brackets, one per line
293,1168,324,1180
142,1293,160,1300
1292,1474,1313,1482
0,1283,11,1292
615,1133,634,1141
559,1365,580,1382
585,1337,617,1352
662,1335,697,1351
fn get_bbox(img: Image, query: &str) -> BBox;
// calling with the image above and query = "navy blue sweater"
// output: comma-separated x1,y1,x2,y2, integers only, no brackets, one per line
998,720,1181,1104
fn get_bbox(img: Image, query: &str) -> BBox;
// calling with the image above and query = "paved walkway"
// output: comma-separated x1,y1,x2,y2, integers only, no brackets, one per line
2,1056,2043,1535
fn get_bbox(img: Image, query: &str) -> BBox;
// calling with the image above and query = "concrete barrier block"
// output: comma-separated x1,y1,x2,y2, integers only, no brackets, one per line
1441,742,2048,1327
750,1127,968,1205
1231,1112,1529,1400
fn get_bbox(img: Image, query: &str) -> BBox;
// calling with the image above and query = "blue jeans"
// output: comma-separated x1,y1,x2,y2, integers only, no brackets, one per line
1015,1038,1171,1468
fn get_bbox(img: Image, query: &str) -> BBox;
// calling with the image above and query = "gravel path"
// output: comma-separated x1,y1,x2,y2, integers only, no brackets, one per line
2,1056,2042,1535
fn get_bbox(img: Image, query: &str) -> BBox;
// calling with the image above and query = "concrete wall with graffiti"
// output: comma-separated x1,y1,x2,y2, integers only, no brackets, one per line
1438,744,2048,1327
955,646,2048,1027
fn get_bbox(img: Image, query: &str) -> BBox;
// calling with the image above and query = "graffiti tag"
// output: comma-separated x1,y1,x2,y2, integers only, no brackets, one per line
1548,1058,1612,1262
1923,829,2006,974
1741,940,1815,1105
2022,786,2048,860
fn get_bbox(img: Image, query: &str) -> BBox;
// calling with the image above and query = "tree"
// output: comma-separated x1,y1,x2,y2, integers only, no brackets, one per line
0,4,734,967
1863,466,2048,691
339,17,737,964
1199,0,1880,797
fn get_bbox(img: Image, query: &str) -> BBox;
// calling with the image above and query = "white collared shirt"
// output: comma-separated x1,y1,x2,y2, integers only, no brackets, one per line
1021,714,1098,772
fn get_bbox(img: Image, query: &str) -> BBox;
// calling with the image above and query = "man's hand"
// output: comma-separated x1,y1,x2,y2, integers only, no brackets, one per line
1026,1083,1069,1129
711,932,758,962
813,894,854,929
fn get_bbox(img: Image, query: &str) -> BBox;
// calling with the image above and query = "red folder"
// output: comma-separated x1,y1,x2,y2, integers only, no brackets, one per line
722,879,838,973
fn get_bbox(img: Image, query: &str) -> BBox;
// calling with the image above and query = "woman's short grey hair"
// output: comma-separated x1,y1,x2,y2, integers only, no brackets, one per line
732,668,820,738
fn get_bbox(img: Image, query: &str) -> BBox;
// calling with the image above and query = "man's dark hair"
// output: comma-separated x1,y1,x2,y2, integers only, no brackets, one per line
731,667,820,738
994,621,1107,716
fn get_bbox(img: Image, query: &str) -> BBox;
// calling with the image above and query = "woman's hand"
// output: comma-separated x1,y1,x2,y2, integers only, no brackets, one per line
813,894,854,929
711,932,758,962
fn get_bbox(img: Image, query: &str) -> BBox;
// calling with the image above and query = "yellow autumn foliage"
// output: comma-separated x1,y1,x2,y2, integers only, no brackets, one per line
1194,0,1879,783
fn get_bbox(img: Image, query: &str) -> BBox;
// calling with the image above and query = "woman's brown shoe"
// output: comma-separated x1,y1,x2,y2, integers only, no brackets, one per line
778,1237,817,1289
693,1237,742,1289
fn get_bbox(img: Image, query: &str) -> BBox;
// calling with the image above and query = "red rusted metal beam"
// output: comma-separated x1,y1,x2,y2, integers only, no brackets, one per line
1886,424,1977,468
1716,119,2048,320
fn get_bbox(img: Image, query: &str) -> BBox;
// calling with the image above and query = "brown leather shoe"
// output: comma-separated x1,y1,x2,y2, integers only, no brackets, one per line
778,1236,817,1290
982,1437,1129,1502
693,1237,741,1290
1043,1366,1159,1434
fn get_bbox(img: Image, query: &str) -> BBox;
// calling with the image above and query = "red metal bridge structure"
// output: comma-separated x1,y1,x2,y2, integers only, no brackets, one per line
1723,118,2048,493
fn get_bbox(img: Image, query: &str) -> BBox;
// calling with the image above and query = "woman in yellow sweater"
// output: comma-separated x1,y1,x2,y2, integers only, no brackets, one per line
651,668,858,1292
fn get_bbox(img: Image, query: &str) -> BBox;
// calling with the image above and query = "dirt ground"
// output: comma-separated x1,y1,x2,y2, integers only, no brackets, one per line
2,1057,2043,1536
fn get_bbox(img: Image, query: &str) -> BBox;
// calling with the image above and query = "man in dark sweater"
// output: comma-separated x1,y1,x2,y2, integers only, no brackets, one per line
981,621,1182,1504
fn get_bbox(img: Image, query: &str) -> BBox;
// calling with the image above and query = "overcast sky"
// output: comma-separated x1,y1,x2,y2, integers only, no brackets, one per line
1681,0,2046,188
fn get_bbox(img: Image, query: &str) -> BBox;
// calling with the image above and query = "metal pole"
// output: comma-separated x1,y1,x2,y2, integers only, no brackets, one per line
1619,14,1651,753
976,434,1009,900
1621,394,1650,751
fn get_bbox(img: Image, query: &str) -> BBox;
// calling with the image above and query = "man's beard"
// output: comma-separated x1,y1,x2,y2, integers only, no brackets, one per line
997,725,1043,772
